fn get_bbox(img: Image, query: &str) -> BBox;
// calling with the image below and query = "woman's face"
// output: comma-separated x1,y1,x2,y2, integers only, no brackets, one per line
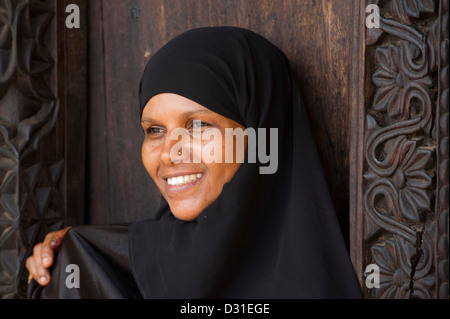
141,93,245,221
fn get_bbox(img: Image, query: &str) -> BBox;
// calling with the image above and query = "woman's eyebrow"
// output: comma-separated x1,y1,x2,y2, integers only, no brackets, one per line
179,109,212,119
141,110,212,124
141,110,213,125
141,118,155,124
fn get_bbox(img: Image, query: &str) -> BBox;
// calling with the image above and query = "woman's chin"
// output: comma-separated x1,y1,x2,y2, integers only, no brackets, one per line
170,205,203,221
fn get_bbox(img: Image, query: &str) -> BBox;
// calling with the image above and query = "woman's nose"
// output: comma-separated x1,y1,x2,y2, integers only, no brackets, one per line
159,128,190,165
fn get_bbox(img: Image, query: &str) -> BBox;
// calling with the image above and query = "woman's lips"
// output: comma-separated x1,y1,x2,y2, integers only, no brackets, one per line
164,173,203,194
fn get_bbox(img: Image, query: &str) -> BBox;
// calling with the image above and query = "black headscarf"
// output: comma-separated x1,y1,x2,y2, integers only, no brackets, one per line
130,27,362,298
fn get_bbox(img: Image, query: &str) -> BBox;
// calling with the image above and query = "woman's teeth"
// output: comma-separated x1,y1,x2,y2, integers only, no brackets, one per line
167,173,203,186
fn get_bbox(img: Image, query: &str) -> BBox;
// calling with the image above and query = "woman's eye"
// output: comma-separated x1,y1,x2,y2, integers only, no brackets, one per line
192,121,210,129
146,127,165,136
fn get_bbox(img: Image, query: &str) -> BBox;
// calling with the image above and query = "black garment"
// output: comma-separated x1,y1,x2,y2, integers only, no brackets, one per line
28,225,142,299
132,27,362,298
29,27,362,299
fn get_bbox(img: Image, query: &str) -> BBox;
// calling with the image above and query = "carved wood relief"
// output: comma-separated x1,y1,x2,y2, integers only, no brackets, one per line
0,0,86,298
351,0,449,298
0,0,60,299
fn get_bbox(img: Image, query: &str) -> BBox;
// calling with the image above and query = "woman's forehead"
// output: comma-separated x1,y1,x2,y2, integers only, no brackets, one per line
143,93,208,113
142,93,221,122
141,93,244,129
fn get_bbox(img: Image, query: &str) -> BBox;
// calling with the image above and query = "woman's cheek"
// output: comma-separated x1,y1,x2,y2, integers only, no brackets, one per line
142,143,158,178
191,139,203,163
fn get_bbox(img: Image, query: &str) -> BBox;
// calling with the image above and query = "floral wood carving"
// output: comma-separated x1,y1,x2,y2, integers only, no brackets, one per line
360,0,449,298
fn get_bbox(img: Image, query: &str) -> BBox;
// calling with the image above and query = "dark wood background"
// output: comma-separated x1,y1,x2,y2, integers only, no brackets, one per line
86,1,354,249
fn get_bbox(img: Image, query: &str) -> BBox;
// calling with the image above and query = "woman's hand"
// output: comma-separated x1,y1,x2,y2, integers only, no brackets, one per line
26,226,71,286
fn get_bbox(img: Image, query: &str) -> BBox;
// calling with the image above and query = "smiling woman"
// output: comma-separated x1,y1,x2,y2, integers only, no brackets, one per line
141,93,245,221
26,27,362,299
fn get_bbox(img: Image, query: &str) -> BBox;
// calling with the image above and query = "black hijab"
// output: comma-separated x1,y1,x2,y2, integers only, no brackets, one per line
130,27,362,299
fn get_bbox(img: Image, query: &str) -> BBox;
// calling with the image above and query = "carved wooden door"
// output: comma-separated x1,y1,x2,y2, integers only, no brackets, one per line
0,0,448,299
0,0,86,298
349,0,448,299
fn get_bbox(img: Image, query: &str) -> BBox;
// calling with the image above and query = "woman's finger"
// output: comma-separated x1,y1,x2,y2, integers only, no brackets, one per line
31,243,50,286
26,256,37,284
40,227,72,268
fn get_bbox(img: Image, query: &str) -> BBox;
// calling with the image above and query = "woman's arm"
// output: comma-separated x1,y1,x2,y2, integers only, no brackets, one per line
26,227,72,286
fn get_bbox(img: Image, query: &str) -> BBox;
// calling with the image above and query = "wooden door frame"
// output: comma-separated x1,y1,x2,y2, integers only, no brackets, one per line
349,0,449,299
